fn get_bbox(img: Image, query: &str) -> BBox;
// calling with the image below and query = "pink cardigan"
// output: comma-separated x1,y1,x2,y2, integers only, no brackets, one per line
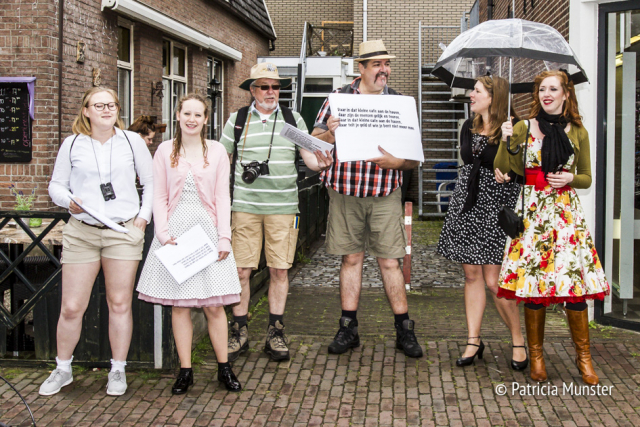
153,139,232,252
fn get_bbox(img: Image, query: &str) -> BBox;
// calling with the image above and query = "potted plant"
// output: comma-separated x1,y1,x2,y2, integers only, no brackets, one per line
9,184,41,228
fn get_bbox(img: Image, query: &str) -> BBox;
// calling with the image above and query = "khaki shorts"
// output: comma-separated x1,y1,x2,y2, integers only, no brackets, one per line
231,212,299,270
325,187,407,259
61,217,145,264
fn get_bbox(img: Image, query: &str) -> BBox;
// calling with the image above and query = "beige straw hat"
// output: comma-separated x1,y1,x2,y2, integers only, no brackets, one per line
354,40,396,62
239,62,292,91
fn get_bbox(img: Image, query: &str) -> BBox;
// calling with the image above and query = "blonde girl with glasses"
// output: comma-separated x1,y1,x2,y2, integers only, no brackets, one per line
44,87,154,396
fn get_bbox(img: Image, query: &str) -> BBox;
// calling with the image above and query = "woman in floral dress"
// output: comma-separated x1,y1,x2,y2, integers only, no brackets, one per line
495,70,609,385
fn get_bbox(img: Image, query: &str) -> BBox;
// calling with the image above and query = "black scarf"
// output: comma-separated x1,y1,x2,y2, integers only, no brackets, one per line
536,109,574,177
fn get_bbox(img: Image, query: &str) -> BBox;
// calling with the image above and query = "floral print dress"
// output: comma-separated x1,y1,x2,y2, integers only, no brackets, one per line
497,135,610,305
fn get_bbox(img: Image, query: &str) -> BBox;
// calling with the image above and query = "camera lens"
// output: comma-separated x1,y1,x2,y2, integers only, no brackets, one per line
242,168,259,184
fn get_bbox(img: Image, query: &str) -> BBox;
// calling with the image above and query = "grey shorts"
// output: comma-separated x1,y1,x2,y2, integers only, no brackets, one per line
325,187,407,259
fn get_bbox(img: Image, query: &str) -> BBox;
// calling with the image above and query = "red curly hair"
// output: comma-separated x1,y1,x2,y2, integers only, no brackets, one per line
529,70,582,127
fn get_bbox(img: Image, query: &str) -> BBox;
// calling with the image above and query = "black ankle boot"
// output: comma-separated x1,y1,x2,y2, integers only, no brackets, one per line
171,368,193,395
218,366,242,392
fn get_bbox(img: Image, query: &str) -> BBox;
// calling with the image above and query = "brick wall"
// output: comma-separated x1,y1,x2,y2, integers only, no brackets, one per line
478,0,570,117
265,0,354,57
0,0,270,210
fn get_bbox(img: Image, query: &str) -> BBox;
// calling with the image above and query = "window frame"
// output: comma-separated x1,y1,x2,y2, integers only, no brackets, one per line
162,39,189,139
117,18,134,128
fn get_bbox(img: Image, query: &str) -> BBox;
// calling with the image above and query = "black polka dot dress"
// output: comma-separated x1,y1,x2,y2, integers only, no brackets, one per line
437,134,520,265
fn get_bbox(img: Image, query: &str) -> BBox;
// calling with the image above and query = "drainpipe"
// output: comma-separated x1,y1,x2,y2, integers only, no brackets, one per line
58,0,64,145
363,0,367,42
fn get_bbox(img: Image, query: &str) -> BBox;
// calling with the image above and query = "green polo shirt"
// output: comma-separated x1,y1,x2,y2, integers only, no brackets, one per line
221,106,308,215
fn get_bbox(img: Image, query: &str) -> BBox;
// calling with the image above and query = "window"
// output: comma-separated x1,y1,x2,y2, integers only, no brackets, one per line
117,22,133,128
207,57,224,140
162,39,187,139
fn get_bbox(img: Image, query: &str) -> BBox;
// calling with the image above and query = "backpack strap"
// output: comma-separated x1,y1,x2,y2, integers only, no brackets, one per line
279,105,301,175
339,84,353,94
231,106,250,202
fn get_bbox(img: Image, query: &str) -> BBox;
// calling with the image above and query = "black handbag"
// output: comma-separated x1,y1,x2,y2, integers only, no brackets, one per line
497,120,530,239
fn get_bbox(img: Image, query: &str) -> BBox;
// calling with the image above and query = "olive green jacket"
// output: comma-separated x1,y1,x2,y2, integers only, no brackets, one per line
494,120,592,189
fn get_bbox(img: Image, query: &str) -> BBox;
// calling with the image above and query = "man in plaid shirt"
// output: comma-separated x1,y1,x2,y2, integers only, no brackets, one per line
311,40,422,358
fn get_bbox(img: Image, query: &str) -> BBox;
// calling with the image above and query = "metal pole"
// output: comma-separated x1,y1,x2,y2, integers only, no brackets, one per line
418,21,423,218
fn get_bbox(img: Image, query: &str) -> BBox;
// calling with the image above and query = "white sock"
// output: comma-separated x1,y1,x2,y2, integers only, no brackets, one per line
56,356,73,373
110,359,127,373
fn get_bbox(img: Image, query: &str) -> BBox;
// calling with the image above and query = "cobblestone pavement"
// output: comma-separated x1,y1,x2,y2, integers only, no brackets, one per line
3,236,640,426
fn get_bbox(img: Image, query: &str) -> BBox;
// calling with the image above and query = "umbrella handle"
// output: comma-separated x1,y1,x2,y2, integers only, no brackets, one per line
505,136,520,155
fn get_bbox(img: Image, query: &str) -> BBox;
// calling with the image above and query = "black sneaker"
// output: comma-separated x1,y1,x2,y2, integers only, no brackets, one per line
395,319,423,358
328,317,360,354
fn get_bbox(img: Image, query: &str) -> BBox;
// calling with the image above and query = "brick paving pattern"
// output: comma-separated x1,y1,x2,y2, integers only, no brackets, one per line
3,238,640,426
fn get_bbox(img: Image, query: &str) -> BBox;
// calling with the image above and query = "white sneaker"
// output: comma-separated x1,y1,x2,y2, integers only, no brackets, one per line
39,369,73,396
106,370,127,396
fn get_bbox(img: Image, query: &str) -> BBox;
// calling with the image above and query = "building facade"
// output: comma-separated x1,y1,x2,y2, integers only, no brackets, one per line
265,0,476,204
0,0,276,210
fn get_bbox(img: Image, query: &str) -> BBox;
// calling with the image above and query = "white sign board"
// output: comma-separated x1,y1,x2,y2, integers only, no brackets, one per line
154,224,219,284
69,196,129,233
279,123,334,153
329,94,425,162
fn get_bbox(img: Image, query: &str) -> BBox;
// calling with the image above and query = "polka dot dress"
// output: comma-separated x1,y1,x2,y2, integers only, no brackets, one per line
437,134,520,265
137,171,241,306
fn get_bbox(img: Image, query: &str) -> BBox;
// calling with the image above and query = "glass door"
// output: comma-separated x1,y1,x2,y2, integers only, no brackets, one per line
602,8,640,323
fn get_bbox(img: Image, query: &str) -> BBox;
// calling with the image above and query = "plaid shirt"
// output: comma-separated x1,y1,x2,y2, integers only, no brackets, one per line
314,77,402,197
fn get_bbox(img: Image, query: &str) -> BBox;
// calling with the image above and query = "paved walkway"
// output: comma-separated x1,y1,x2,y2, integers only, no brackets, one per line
2,222,640,426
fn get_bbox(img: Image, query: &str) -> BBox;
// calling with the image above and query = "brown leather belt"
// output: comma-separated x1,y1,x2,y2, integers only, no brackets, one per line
79,219,131,230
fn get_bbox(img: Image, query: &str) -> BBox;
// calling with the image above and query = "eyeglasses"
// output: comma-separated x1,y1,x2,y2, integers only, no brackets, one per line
472,139,483,156
253,84,281,91
90,102,119,111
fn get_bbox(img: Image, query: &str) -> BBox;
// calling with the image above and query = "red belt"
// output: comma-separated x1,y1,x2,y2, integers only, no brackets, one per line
525,167,570,192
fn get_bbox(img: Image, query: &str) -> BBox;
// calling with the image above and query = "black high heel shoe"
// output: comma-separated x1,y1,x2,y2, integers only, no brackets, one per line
456,338,485,367
511,344,529,371
172,368,193,395
218,366,242,392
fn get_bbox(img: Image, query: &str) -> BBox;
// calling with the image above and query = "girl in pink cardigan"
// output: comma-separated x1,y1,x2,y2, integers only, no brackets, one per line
137,93,242,393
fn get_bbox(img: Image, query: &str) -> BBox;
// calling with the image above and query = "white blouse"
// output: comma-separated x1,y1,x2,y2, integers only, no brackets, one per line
49,128,154,225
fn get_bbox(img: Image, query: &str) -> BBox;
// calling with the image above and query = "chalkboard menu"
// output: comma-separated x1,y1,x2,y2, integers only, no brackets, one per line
0,82,32,163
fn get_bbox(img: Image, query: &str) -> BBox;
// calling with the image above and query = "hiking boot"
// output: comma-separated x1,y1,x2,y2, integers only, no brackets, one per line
395,319,423,358
106,371,127,396
264,321,290,361
39,368,73,396
328,317,360,354
228,322,249,362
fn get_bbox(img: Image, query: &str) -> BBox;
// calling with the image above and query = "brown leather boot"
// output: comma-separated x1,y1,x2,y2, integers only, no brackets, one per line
524,307,547,382
566,308,599,385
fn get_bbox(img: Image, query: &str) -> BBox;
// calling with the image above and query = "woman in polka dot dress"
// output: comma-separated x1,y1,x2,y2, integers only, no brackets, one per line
437,76,528,370
137,93,242,394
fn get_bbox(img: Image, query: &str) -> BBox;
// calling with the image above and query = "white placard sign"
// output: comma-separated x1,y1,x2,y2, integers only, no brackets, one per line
279,123,334,153
68,196,129,233
154,224,219,284
329,93,425,162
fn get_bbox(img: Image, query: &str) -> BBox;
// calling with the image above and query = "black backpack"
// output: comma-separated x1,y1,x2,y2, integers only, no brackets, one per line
230,105,298,201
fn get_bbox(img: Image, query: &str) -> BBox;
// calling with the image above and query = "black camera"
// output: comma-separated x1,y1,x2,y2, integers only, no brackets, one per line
241,161,269,184
100,182,116,201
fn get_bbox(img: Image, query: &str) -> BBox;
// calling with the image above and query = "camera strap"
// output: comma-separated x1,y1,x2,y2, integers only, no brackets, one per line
239,109,278,164
89,133,114,185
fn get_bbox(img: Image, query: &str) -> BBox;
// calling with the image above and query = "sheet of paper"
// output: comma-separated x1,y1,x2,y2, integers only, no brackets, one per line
279,123,334,153
329,93,425,162
154,224,219,285
68,195,129,233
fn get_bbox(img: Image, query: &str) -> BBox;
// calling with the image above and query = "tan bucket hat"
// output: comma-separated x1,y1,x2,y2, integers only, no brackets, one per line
355,40,396,62
239,62,292,91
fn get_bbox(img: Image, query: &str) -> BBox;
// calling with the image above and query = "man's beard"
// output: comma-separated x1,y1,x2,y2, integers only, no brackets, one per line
257,98,277,111
374,72,388,84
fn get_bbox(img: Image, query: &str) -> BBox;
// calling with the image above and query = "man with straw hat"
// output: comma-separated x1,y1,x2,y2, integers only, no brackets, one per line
311,41,423,358
221,62,332,362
